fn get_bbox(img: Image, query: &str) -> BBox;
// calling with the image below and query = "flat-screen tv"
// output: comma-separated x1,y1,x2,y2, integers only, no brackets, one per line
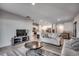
16,29,26,37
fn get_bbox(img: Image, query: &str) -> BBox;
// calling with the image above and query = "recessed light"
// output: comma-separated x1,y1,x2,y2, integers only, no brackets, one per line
57,19,61,21
32,2,35,6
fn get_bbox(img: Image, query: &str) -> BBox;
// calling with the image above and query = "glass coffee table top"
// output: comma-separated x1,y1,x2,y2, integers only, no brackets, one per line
25,41,43,56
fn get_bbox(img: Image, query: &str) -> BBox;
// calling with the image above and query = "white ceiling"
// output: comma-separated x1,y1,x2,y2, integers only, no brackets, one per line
0,3,79,24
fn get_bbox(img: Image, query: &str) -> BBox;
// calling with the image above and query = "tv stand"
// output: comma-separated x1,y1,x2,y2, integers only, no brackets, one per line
12,36,29,45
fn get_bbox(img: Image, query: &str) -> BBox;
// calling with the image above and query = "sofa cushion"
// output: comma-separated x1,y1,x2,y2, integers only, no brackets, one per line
71,38,79,51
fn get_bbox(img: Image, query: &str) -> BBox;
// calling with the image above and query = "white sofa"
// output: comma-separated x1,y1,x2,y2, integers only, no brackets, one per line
61,39,79,56
40,33,61,46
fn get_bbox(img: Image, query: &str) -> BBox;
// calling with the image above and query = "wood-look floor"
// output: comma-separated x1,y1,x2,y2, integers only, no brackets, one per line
0,42,62,56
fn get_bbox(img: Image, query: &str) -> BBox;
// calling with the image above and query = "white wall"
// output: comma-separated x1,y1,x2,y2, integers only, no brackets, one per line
64,22,73,33
0,10,33,47
57,22,73,33
57,24,64,33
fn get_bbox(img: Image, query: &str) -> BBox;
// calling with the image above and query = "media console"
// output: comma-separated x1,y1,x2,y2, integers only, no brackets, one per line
12,36,29,45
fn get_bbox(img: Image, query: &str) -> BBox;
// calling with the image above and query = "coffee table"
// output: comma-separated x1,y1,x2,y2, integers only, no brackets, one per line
25,41,43,56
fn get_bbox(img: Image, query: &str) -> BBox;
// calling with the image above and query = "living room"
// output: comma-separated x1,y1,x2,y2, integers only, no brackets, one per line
0,3,79,56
